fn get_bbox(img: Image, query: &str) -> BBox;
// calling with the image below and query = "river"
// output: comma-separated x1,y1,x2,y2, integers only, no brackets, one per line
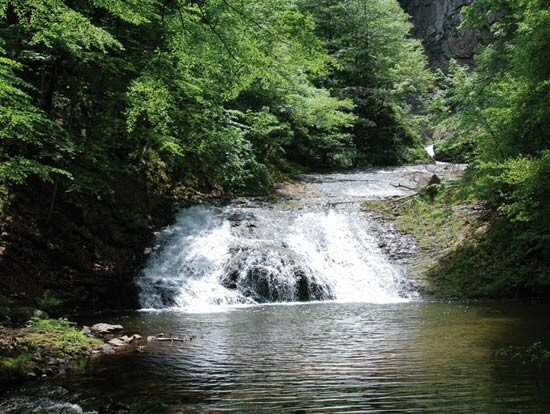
1,165,549,413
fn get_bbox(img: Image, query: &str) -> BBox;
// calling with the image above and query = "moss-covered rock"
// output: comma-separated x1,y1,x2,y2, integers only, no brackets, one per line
0,318,102,388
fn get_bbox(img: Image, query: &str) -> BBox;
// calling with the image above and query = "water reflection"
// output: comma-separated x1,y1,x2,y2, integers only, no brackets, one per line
3,302,549,413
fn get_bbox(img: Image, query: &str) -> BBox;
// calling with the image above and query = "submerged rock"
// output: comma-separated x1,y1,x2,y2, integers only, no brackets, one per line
99,401,130,414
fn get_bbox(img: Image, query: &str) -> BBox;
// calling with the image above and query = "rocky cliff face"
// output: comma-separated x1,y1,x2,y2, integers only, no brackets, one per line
399,0,492,70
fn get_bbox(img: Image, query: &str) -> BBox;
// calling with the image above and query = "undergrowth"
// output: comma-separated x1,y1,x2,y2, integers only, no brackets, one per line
19,318,100,356
364,180,550,299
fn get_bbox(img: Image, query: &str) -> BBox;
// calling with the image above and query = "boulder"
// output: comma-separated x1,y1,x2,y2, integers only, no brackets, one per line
121,334,142,343
99,401,130,414
91,323,124,334
121,335,133,344
10,307,46,325
428,174,441,186
108,338,126,347
98,344,115,354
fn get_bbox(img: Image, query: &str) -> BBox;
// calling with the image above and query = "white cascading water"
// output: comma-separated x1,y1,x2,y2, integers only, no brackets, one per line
138,165,464,311
138,205,412,311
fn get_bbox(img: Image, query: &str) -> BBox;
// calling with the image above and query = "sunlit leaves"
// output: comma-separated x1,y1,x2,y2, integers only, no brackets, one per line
0,49,72,186
9,0,122,53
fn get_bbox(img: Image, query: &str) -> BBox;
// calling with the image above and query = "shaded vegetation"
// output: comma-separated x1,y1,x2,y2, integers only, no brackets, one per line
424,0,550,298
364,179,550,299
495,342,550,369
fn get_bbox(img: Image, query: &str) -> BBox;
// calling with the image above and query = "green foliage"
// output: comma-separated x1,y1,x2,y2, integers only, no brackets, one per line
473,152,550,223
369,182,549,299
23,317,99,351
298,0,433,165
433,0,550,162
0,354,33,383
0,48,72,188
35,290,62,311
428,0,550,298
0,0,431,210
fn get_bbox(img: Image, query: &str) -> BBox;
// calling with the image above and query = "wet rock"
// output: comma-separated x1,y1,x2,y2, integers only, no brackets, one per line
99,401,130,414
221,246,333,303
428,174,441,186
81,325,92,335
226,210,256,226
107,338,126,347
98,344,115,354
121,334,142,343
295,269,333,302
157,337,186,342
91,323,123,335
221,269,239,290
121,335,133,344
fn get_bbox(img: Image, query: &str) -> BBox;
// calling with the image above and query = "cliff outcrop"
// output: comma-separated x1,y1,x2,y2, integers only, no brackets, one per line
399,0,492,70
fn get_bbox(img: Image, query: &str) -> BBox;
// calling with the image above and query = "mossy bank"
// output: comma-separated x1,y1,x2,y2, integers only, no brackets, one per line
363,182,550,300
0,317,102,389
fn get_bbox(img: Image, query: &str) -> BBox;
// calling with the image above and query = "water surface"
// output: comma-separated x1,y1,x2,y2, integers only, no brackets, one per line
4,302,548,413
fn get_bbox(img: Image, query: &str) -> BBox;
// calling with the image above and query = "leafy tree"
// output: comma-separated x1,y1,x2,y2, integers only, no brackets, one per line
431,0,550,295
297,0,433,165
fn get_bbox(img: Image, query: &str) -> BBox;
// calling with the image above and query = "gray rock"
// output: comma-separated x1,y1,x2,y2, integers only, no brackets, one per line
398,0,492,70
108,338,126,347
121,335,134,343
10,306,48,325
32,309,49,320
91,323,124,334
99,344,116,354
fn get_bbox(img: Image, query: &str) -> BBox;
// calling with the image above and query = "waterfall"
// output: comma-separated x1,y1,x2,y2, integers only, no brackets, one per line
425,144,435,159
137,204,414,311
137,165,465,311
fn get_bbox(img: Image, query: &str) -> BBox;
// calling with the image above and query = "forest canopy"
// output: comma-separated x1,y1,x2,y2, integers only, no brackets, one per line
0,0,431,203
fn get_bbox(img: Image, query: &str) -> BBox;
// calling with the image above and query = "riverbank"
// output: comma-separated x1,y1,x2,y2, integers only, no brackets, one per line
0,318,149,390
362,180,550,300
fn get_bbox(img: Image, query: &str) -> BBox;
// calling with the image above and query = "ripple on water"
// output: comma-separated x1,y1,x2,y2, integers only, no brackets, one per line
6,302,542,413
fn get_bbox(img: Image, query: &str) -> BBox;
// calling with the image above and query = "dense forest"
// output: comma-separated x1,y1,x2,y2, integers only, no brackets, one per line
0,0,549,310
428,0,550,296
